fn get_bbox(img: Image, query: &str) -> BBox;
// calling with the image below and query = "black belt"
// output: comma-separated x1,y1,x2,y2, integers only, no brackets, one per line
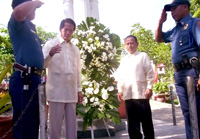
31,67,43,76
13,62,42,77
173,62,192,72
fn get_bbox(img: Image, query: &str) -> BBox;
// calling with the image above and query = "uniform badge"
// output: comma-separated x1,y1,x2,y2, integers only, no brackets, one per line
183,24,188,30
198,21,200,27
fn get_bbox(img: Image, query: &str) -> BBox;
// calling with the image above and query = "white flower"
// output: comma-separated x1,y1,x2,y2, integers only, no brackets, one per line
85,92,90,97
80,49,84,54
85,46,89,50
88,38,93,43
72,38,79,45
86,87,93,94
99,30,104,33
106,46,109,51
81,31,86,35
97,43,101,47
82,81,90,85
82,97,88,106
87,30,96,34
102,89,109,100
96,21,100,25
90,97,95,102
98,103,105,111
98,107,103,111
95,97,99,102
94,88,99,94
90,44,96,50
108,53,114,59
99,103,105,108
101,41,105,46
103,34,109,39
88,48,92,53
81,55,87,60
95,37,99,40
89,83,93,87
89,26,95,30
78,30,82,35
93,101,100,106
107,42,113,49
102,52,108,61
92,46,96,50
82,41,88,44
107,86,114,91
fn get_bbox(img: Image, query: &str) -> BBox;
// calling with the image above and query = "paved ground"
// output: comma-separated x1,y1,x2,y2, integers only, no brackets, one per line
83,100,186,139
1,100,186,139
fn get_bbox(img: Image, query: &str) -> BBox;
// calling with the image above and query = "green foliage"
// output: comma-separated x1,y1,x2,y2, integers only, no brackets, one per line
36,26,58,46
166,99,179,105
153,82,170,94
73,17,121,131
0,25,14,73
190,0,200,18
0,93,12,115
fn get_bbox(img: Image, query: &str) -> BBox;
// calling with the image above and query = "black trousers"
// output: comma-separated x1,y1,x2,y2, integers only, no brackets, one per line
125,99,155,139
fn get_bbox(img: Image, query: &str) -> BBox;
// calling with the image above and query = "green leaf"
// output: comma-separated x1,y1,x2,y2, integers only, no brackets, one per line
0,103,12,115
0,64,12,83
76,105,91,115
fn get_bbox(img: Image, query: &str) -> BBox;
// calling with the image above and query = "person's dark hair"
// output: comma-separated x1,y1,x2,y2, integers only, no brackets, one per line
125,35,138,43
59,18,76,31
12,0,31,9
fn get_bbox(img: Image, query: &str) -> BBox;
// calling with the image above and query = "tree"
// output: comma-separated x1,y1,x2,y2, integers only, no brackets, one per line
0,25,13,73
190,0,200,18
36,26,57,46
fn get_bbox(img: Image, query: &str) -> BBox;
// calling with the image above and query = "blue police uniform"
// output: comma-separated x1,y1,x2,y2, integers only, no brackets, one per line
163,14,200,139
8,14,44,139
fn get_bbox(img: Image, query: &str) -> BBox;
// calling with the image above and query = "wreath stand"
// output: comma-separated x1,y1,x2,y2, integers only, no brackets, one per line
90,119,111,139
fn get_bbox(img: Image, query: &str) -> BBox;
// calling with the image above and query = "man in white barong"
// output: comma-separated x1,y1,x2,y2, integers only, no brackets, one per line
42,18,83,139
117,35,155,139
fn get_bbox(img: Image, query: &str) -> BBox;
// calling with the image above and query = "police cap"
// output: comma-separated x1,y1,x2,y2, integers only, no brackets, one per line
164,0,190,11
12,0,32,9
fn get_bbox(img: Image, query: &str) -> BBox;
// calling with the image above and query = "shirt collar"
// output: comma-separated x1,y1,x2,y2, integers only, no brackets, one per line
127,50,138,57
58,36,72,45
177,14,192,26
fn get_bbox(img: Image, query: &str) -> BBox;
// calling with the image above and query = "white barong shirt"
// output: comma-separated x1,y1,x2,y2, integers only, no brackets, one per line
117,51,154,100
43,36,82,103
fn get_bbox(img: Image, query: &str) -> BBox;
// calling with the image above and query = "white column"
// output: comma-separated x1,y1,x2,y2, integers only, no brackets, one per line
84,0,99,21
84,0,92,18
91,0,99,21
63,0,74,19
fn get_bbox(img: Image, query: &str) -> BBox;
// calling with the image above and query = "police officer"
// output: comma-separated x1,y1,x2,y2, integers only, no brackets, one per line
155,0,200,138
8,0,44,138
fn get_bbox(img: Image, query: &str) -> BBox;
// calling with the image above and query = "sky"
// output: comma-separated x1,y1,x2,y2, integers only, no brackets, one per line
0,0,175,40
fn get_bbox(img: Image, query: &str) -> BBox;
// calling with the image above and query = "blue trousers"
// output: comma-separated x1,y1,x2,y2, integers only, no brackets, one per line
174,68,200,139
9,71,41,139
